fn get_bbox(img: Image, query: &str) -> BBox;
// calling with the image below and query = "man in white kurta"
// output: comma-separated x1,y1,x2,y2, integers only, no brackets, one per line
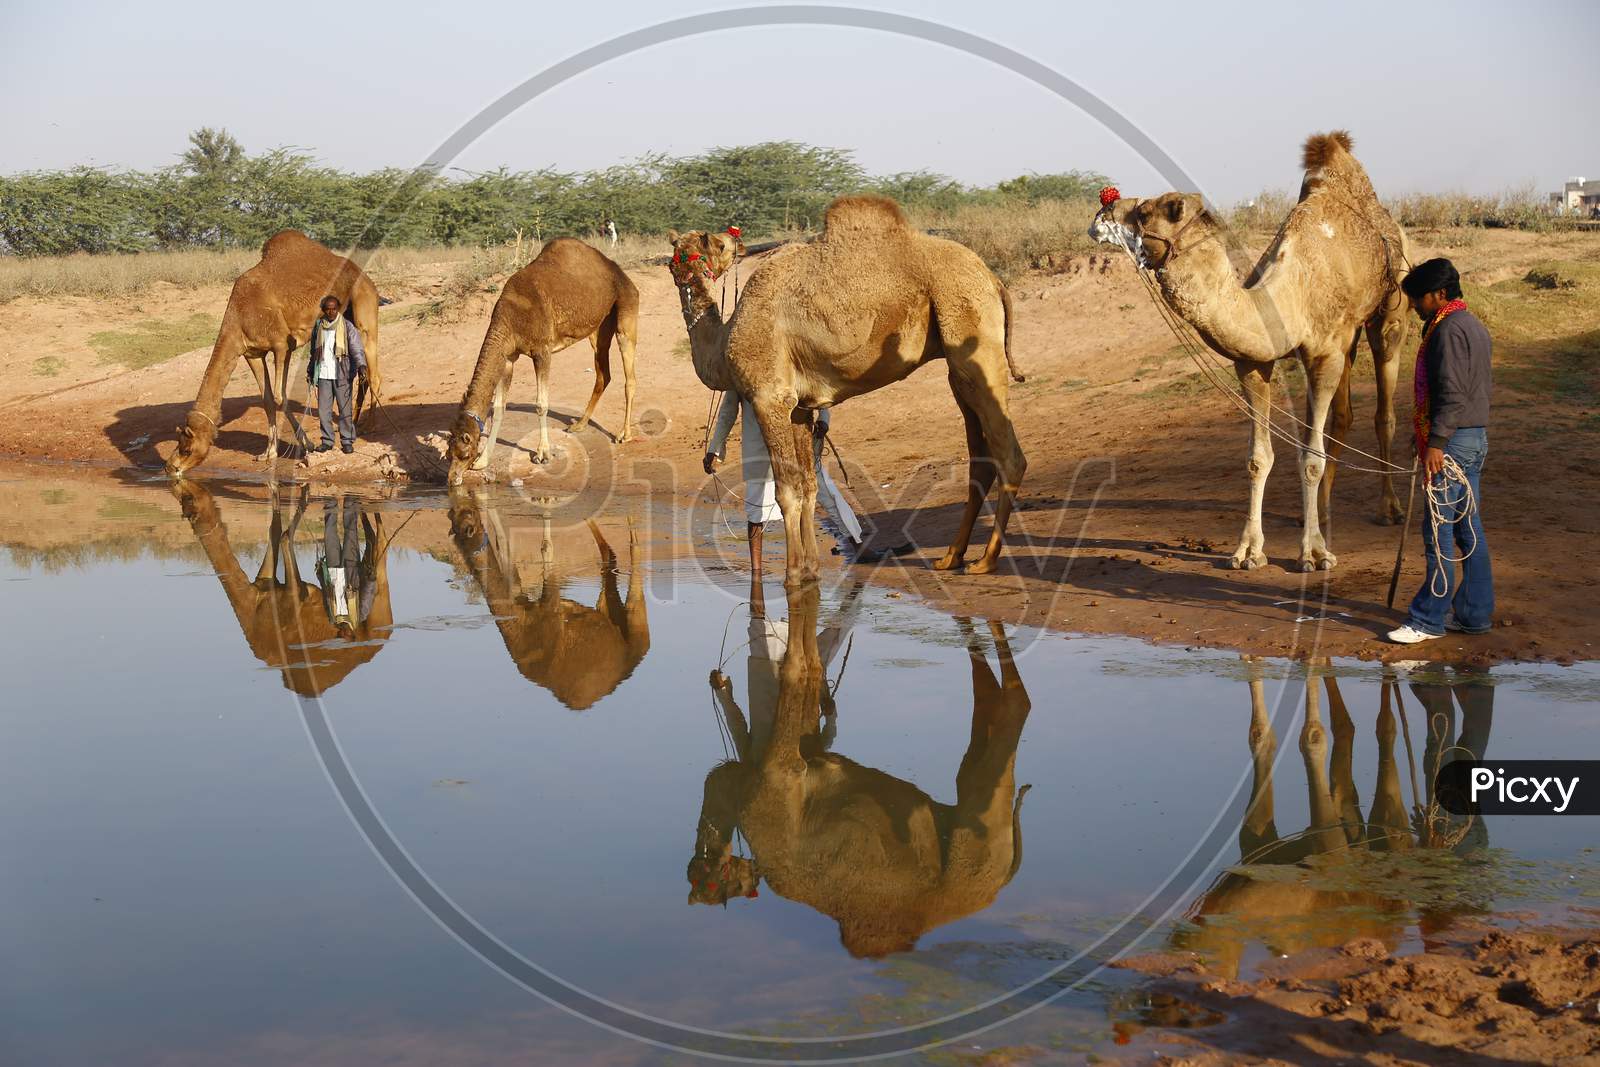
703,392,864,572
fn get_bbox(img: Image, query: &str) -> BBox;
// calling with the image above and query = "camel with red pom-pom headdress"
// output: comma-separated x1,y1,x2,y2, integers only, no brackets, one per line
1088,131,1412,574
666,197,1027,587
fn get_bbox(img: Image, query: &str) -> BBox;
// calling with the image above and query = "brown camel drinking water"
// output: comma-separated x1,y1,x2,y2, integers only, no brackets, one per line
668,195,1026,588
446,490,650,710
170,480,394,695
687,589,1031,958
447,239,640,484
165,230,383,477
1090,131,1410,572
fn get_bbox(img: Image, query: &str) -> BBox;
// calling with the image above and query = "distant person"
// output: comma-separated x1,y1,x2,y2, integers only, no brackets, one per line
605,218,618,249
1388,258,1494,645
306,295,367,454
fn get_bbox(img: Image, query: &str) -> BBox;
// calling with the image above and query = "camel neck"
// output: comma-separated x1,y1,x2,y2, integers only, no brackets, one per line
680,284,733,391
1156,236,1302,364
193,322,244,421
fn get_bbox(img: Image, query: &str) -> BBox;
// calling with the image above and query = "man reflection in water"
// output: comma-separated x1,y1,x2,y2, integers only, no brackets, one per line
317,494,375,637
708,582,864,763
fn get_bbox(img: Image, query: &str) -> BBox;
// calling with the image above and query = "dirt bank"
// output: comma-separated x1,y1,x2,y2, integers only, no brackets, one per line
2,228,1596,664
1107,924,1600,1065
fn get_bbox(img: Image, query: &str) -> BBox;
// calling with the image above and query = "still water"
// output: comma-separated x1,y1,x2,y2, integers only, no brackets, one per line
2,471,1595,1064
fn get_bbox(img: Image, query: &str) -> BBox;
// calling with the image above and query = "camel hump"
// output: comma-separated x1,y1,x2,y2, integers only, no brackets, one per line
1301,130,1354,173
260,229,315,259
823,195,911,238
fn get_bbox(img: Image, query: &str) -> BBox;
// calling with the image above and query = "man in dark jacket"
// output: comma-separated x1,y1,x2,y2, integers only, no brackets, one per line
1388,258,1494,644
306,295,368,454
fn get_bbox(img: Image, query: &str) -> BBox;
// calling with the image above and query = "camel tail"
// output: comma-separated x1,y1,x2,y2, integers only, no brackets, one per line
997,276,1024,383
1005,783,1032,885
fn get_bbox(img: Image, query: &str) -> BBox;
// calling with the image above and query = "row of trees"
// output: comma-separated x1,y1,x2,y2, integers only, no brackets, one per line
0,128,1110,256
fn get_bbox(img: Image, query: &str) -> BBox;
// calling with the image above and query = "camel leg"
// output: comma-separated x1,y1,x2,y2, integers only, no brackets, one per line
351,292,381,426
530,353,553,463
473,360,513,472
789,410,821,584
624,518,649,645
1367,684,1415,851
1240,658,1280,860
750,395,812,588
950,367,1025,575
1230,360,1275,570
1324,674,1364,846
1367,301,1407,524
571,318,614,436
1316,337,1355,530
243,355,278,463
933,386,995,572
1298,673,1345,855
1297,350,1345,572
615,324,639,444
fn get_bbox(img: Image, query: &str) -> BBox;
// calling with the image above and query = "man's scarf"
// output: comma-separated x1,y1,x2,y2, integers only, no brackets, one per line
1412,298,1467,456
316,314,349,360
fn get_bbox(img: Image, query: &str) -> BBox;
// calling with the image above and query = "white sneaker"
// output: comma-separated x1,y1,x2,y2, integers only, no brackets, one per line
1387,625,1439,645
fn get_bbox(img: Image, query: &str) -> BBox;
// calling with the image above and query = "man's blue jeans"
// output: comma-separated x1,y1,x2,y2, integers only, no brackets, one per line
1407,427,1493,635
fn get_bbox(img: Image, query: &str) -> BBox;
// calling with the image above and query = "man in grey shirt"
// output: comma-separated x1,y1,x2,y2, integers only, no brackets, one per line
306,295,368,454
1389,258,1494,644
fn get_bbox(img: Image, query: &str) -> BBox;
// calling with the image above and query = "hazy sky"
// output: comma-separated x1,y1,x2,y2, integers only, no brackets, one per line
3,0,1596,204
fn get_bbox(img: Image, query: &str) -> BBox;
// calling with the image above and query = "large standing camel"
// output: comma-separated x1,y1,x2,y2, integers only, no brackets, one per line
446,490,650,709
669,195,1026,588
1089,131,1409,572
165,230,382,477
169,480,394,695
447,239,640,484
687,589,1031,958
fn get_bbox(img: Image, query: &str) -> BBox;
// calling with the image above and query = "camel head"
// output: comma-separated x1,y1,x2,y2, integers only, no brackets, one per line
1089,191,1215,271
686,852,759,906
446,408,485,487
666,227,743,289
665,228,744,391
165,409,217,477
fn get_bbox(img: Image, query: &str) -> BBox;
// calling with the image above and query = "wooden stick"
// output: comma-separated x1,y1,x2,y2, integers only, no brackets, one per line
1386,461,1421,609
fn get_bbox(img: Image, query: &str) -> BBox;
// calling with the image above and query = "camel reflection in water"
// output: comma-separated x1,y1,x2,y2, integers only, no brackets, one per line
447,491,649,710
171,480,393,695
688,583,1032,959
1175,659,1494,977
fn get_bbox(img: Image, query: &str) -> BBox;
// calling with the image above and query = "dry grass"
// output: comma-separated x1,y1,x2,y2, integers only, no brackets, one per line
909,199,1100,280
0,247,259,303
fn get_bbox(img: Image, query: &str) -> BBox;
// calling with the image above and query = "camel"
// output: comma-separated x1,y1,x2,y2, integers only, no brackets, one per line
170,480,394,695
687,587,1031,958
1089,131,1410,572
447,239,640,484
446,490,649,710
668,195,1026,587
1171,660,1493,978
166,230,382,477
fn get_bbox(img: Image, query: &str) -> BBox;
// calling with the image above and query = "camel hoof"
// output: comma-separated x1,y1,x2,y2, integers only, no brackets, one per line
1230,552,1266,571
565,423,585,435
617,432,638,445
1300,553,1338,573
965,557,998,576
931,554,964,572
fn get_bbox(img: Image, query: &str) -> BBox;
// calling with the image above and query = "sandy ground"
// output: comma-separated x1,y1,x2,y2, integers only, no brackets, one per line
1104,924,1600,1065
1,229,1597,665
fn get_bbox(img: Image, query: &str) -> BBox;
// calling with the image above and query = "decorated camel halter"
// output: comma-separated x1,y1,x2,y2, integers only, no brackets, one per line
673,226,742,328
